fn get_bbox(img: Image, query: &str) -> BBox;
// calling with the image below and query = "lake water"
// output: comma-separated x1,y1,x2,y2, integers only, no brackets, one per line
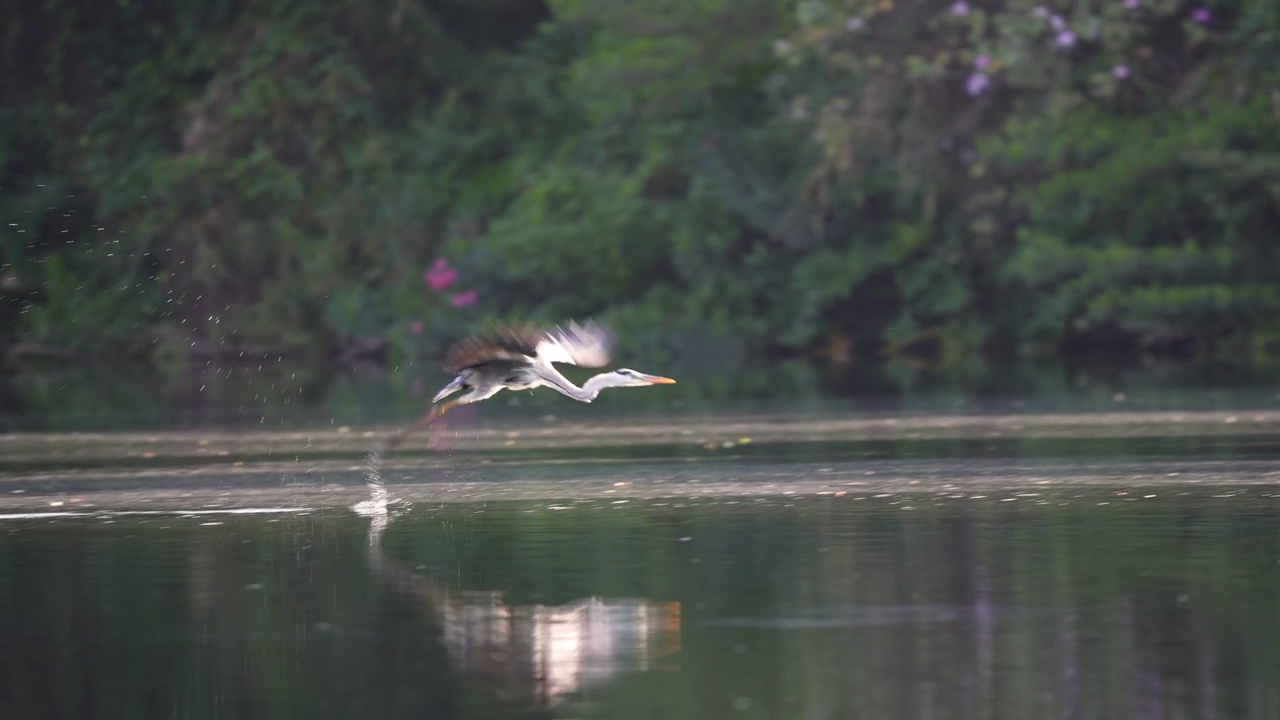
1,410,1279,719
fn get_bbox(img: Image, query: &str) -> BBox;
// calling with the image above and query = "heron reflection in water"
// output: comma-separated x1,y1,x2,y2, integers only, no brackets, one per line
386,320,675,448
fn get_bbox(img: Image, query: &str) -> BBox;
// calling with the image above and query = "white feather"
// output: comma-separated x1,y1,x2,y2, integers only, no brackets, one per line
534,320,614,367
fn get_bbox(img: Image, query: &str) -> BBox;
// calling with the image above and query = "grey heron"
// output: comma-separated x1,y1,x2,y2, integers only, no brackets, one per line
384,320,675,448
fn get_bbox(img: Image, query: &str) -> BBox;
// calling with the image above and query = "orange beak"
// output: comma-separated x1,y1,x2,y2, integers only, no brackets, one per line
643,374,677,385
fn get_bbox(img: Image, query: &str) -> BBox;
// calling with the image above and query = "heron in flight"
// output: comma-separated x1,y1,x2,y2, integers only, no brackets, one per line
384,320,675,448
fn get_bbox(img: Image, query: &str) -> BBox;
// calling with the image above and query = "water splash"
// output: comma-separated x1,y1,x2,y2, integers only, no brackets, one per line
353,449,411,545
352,450,389,517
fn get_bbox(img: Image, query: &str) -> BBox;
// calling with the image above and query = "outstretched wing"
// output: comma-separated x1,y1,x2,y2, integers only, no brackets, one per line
535,320,614,368
442,323,544,373
441,320,614,372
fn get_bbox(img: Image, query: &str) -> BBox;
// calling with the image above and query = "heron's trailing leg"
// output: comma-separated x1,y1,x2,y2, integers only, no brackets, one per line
384,399,462,450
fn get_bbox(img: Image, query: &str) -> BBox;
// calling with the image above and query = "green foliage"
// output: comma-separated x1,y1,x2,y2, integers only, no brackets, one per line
2,0,1278,376
1,0,552,362
993,86,1280,352
770,0,1280,360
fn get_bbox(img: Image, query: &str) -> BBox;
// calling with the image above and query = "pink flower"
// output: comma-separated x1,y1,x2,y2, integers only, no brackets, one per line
846,16,865,30
974,54,991,69
1124,0,1139,8
1056,30,1076,48
409,320,425,335
450,290,477,309
1112,64,1131,79
1191,7,1210,23
950,1,969,16
424,258,457,292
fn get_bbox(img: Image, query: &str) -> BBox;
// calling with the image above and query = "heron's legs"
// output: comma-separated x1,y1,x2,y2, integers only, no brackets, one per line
384,399,463,450
384,382,507,451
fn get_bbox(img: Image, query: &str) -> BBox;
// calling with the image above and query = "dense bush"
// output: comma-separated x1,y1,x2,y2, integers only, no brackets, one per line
2,0,1276,374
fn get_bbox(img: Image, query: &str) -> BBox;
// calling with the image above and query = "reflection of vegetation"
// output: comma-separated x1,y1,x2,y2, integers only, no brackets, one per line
2,0,1279,378
0,514,524,719
398,499,1280,719
0,498,1275,718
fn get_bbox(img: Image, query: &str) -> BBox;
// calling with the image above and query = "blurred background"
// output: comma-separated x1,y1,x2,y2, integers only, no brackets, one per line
1,0,1277,429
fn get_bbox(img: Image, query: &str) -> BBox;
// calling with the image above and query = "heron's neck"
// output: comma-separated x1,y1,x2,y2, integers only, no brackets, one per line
536,365,601,402
538,367,629,403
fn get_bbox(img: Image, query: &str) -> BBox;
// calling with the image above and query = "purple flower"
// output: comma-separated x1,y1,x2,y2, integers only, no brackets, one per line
424,258,457,292
409,320,425,336
950,1,970,16
1033,5,1051,19
450,290,478,309
1124,0,1139,8
846,16,865,30
974,54,991,69
966,73,990,96
1049,14,1067,30
1191,7,1211,23
1056,30,1076,48
1112,64,1131,79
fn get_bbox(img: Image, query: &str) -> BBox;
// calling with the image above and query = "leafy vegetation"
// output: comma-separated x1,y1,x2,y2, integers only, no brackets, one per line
2,0,1277,376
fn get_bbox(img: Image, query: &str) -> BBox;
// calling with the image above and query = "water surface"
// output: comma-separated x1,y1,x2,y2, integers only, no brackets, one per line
1,410,1279,718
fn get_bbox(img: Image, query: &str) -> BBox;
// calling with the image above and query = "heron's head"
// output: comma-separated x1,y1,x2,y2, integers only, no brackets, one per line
599,368,677,388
